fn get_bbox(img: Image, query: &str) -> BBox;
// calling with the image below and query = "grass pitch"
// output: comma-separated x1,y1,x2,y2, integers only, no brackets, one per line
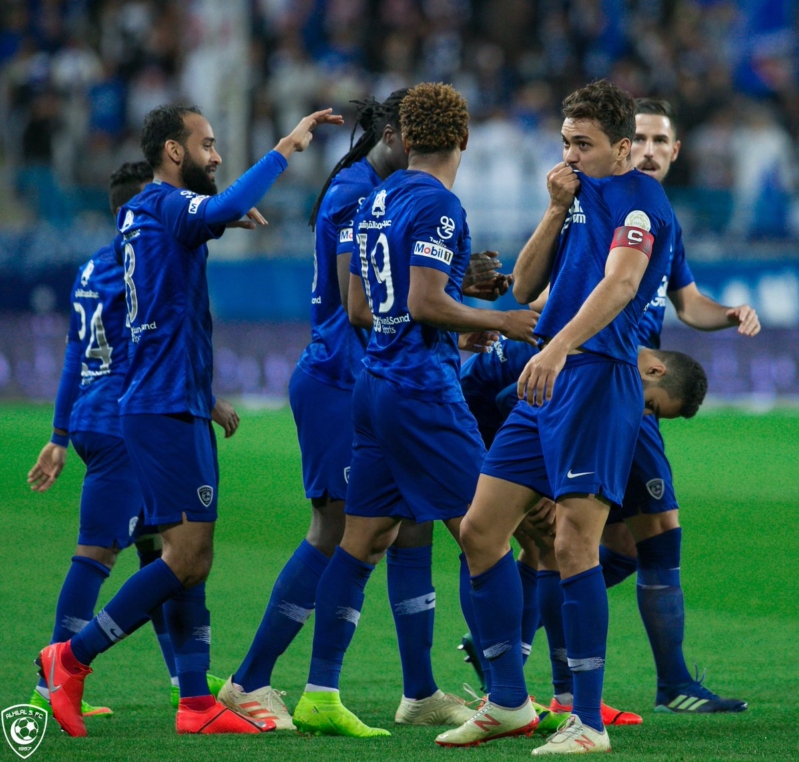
1,403,797,761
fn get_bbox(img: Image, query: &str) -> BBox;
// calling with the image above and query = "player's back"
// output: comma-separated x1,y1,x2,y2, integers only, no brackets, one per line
353,170,471,402
116,181,225,418
68,244,130,438
536,169,674,363
297,158,375,390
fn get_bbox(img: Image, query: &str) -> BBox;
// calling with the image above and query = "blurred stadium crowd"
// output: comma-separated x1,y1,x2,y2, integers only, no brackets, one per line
1,0,797,255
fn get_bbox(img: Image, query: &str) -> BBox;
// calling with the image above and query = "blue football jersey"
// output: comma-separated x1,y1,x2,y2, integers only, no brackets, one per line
637,215,695,349
296,157,376,390
350,170,471,402
460,336,537,444
61,245,131,437
116,181,226,418
535,169,674,363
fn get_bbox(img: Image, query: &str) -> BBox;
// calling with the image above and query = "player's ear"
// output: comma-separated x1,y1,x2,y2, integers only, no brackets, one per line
671,139,681,162
383,124,395,145
644,361,667,379
617,137,631,162
460,130,469,151
402,135,411,155
165,139,184,166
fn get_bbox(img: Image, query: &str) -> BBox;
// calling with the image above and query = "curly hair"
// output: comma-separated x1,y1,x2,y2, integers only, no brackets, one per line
562,80,636,146
653,349,708,419
400,82,469,155
309,88,408,229
140,104,202,169
109,161,153,213
635,97,679,138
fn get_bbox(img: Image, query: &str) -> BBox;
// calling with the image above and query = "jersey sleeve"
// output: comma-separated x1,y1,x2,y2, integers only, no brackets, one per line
329,182,370,257
408,190,464,276
604,175,671,254
159,189,226,249
53,298,83,433
666,219,694,292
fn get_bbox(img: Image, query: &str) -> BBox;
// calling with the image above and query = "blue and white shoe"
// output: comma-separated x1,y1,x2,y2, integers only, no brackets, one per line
656,670,747,714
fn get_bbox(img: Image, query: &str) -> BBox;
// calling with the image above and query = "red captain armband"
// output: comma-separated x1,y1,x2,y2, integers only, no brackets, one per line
611,226,654,259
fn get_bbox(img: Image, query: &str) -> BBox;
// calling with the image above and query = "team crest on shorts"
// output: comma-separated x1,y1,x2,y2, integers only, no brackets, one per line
2,704,48,759
646,479,665,500
197,485,214,507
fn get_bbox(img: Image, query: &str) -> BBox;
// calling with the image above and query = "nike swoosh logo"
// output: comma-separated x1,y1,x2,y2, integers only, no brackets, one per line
567,470,594,478
49,656,61,693
424,597,436,605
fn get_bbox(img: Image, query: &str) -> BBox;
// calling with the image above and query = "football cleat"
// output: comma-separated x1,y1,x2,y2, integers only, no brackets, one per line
395,689,475,726
532,714,611,755
176,698,274,734
29,688,113,718
549,697,642,726
458,632,487,693
656,678,747,714
293,691,390,738
217,676,296,730
37,642,90,737
435,699,539,747
532,698,569,735
170,672,228,708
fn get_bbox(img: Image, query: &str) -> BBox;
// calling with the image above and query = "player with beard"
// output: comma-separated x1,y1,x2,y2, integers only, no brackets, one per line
37,104,343,738
26,161,236,718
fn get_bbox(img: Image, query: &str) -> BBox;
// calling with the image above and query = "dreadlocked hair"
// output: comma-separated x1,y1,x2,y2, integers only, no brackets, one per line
309,88,408,229
400,82,469,155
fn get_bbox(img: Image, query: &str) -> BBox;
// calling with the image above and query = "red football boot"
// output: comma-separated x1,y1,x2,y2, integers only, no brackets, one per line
176,699,276,734
37,641,91,737
549,697,643,726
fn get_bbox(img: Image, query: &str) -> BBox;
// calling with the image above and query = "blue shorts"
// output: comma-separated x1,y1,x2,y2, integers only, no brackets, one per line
289,366,352,502
483,354,643,507
71,431,143,549
121,413,219,526
607,414,679,523
346,371,486,523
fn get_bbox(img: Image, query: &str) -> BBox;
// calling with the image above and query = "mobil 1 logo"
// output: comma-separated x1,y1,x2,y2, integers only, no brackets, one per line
2,704,47,759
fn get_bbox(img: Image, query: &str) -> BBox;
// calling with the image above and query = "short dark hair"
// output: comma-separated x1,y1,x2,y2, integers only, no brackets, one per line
140,104,202,169
635,97,679,138
109,161,153,213
562,80,636,145
400,82,469,155
654,349,708,419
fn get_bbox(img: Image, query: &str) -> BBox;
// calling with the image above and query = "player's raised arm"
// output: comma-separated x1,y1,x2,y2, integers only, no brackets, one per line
669,282,760,336
512,162,579,304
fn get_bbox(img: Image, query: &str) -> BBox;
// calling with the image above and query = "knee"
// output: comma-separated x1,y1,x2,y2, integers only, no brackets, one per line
459,516,481,556
76,545,119,570
162,546,213,587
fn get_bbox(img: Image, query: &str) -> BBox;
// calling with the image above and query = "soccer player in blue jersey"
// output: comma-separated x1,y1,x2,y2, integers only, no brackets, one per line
37,104,343,738
27,161,241,719
440,80,676,754
220,90,483,730
591,98,756,714
287,82,538,739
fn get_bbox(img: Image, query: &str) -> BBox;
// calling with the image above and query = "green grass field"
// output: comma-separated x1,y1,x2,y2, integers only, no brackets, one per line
1,403,797,761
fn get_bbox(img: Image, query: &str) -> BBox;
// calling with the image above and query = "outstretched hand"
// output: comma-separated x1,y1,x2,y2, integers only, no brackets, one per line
212,397,240,438
459,330,500,353
227,207,268,230
277,109,345,158
28,442,67,493
463,251,513,301
727,304,760,336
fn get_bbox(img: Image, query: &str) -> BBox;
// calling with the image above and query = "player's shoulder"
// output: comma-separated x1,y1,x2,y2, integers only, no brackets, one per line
607,169,670,205
325,162,378,214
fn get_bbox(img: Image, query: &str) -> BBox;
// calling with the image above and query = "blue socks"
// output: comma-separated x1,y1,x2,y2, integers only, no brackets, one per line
599,545,637,588
307,547,374,690
561,566,607,732
459,553,491,692
51,556,110,643
537,570,572,698
138,547,177,679
387,545,437,700
517,561,538,664
636,528,692,691
71,558,184,666
164,583,211,698
235,539,329,692
470,550,528,708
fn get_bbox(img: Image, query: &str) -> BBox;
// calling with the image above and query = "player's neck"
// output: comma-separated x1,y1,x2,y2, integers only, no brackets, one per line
611,157,634,176
154,167,184,189
367,148,394,180
408,150,461,190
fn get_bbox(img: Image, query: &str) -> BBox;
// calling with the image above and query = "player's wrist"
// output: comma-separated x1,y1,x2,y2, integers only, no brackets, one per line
274,137,297,160
50,430,69,448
